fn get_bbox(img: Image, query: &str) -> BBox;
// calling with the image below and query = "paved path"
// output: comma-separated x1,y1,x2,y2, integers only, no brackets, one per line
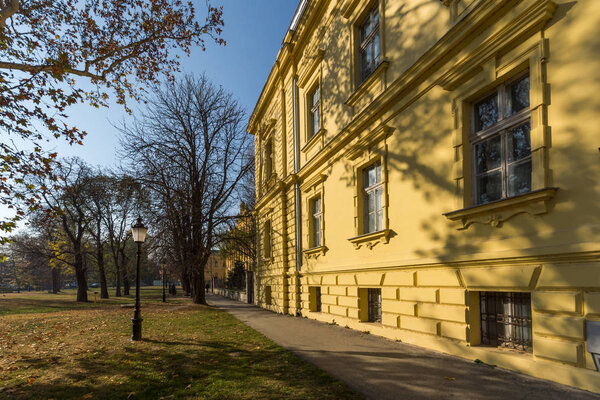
207,294,599,400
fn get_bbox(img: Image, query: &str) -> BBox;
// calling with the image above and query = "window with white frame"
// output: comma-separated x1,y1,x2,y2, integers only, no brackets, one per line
359,4,380,83
363,162,383,233
311,195,322,248
472,73,531,205
309,85,321,138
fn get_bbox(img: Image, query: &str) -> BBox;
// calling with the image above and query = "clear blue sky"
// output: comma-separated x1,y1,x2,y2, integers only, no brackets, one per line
54,0,298,168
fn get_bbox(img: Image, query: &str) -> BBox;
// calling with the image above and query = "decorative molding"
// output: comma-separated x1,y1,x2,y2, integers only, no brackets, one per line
301,128,326,154
303,245,328,260
300,172,328,193
443,187,558,230
298,49,325,89
345,60,389,108
340,0,361,19
345,123,394,160
348,229,391,250
438,0,557,91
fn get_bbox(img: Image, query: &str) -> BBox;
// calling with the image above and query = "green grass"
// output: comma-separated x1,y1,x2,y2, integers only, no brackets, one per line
0,290,362,400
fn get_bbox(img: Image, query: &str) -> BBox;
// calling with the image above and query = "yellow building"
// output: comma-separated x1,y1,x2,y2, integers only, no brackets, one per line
248,0,600,392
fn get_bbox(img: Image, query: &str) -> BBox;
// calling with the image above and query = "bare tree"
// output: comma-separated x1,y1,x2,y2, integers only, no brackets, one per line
121,75,252,304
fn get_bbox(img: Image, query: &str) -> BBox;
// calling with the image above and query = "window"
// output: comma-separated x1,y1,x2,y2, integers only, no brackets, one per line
311,196,322,247
309,85,321,138
472,74,531,205
263,220,272,259
367,288,382,323
265,285,272,306
359,4,380,83
480,291,532,352
265,139,273,178
363,162,383,233
309,286,322,312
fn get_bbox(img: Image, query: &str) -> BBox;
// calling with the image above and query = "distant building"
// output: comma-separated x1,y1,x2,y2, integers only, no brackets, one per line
249,0,600,393
204,251,226,288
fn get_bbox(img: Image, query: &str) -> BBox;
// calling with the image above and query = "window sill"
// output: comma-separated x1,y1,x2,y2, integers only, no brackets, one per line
303,245,328,259
301,128,326,154
348,229,391,250
345,60,389,108
443,187,558,230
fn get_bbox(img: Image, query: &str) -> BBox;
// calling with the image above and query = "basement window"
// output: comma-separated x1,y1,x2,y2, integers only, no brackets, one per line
480,291,532,352
265,285,272,306
367,288,382,323
309,286,322,312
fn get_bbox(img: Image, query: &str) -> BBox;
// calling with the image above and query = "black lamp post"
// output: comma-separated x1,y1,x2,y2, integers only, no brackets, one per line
130,216,147,341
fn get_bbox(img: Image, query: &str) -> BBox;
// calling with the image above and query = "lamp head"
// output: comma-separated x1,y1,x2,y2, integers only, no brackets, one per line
131,216,148,243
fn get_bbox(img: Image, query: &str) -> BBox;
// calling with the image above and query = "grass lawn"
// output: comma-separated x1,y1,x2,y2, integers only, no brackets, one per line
0,288,362,400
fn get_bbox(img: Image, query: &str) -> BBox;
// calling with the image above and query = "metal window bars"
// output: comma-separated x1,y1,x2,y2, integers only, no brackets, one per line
480,291,532,352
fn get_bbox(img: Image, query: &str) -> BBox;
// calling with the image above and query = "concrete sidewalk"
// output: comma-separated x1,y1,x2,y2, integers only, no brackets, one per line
207,294,598,400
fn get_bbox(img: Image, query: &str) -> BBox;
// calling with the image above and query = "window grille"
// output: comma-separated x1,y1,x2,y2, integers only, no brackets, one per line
315,287,322,312
368,288,382,323
480,291,532,352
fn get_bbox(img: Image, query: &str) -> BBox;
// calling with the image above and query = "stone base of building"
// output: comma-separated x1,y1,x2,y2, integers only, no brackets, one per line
256,259,600,394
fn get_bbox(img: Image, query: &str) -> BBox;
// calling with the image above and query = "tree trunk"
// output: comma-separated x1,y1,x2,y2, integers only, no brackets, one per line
121,250,130,296
97,245,109,299
51,267,60,294
191,270,206,304
74,241,88,302
115,261,122,297
181,269,190,296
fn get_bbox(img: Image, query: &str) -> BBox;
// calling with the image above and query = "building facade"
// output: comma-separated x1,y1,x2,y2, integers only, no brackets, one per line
248,0,600,393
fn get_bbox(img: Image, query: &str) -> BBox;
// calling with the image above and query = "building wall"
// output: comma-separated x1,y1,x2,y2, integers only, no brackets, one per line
249,0,600,393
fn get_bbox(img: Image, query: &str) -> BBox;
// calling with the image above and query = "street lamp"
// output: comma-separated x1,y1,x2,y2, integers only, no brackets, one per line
130,216,147,341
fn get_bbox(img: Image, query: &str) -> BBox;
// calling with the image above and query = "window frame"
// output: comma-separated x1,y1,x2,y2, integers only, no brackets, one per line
443,39,556,230
263,220,272,261
362,162,383,234
308,84,321,139
301,172,327,259
358,4,381,83
479,291,533,353
264,138,274,179
470,73,532,205
367,288,382,323
346,123,393,249
311,195,323,248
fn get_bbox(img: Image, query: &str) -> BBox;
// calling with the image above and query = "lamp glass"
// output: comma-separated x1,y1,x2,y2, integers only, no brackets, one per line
131,217,148,243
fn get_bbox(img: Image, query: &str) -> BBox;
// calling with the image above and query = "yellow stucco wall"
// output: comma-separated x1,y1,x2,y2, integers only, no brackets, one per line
249,0,600,393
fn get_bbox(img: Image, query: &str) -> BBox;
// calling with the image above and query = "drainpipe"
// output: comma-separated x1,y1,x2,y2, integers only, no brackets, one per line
293,76,303,315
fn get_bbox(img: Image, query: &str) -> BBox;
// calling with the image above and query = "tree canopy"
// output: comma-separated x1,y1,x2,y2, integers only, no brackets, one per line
0,0,225,239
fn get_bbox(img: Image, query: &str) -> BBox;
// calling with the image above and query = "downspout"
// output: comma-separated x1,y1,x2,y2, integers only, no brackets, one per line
293,76,303,315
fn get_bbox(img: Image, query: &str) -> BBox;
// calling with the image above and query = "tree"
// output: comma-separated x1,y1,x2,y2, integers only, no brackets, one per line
121,74,252,304
101,174,141,296
35,158,93,301
84,172,111,298
0,0,225,239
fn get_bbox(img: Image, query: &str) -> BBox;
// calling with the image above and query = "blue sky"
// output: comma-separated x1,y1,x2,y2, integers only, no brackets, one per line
53,0,298,168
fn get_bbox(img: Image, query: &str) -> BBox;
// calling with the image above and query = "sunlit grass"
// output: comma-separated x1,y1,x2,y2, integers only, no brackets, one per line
0,290,362,399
